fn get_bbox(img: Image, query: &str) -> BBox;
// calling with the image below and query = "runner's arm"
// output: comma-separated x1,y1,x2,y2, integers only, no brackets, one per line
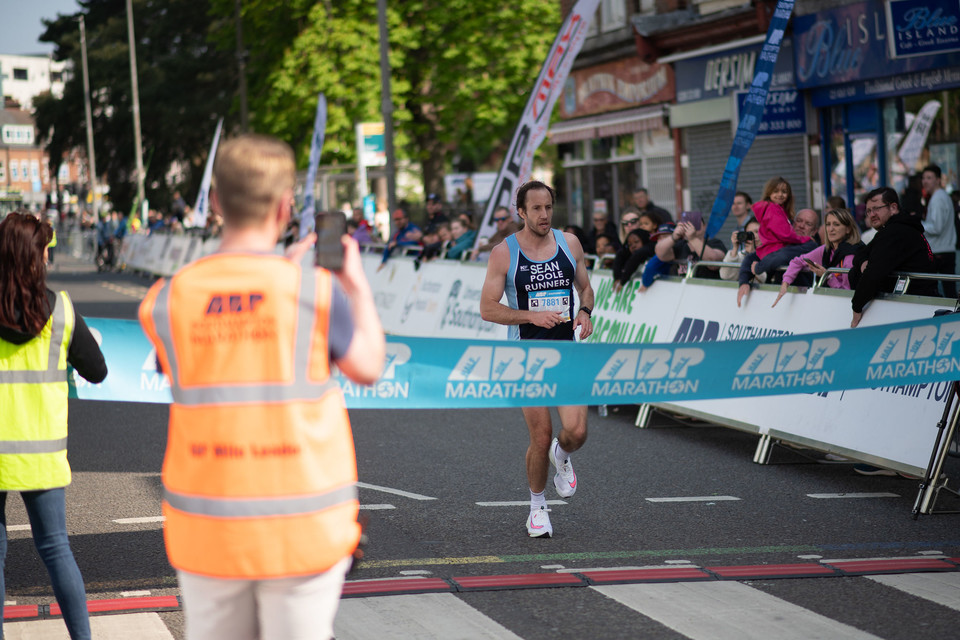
566,232,594,340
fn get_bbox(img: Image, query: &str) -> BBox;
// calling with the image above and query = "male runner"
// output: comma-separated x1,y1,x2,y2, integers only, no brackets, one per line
480,181,595,538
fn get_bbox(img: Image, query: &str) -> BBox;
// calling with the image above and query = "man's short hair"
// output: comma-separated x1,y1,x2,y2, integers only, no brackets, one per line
633,187,649,195
516,181,555,211
494,205,510,216
213,135,295,227
735,191,752,205
923,164,942,179
866,186,900,208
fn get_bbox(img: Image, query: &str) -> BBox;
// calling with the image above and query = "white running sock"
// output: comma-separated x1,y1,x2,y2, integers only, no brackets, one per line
553,440,571,463
530,490,547,510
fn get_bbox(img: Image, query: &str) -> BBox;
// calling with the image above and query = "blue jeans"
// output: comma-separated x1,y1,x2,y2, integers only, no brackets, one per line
1,488,91,640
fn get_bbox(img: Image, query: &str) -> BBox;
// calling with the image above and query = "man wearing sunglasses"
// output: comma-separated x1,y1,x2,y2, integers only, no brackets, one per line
475,206,520,255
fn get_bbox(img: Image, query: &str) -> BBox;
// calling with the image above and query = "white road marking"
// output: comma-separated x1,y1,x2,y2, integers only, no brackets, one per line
334,593,522,640
797,554,823,560
806,492,899,499
113,516,166,524
359,504,395,510
645,496,741,503
665,560,693,564
540,564,565,570
356,482,437,501
7,524,31,532
866,572,960,612
593,581,882,640
917,550,944,555
821,555,946,563
475,500,567,507
120,590,152,598
399,570,433,576
5,612,174,639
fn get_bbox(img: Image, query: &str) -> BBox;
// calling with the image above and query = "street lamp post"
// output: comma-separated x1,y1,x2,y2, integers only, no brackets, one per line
126,0,146,221
78,15,99,220
377,0,396,213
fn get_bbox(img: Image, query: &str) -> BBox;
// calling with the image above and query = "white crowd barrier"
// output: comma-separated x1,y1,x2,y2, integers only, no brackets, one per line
119,234,954,475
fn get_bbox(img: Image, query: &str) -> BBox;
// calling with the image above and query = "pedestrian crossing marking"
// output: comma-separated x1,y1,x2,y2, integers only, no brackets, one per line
867,572,960,612
4,612,173,640
592,581,882,640
334,592,522,640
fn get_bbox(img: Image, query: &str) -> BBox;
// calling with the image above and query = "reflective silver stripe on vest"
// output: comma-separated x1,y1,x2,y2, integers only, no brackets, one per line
164,483,357,518
0,293,68,384
151,257,338,406
0,369,68,383
0,437,68,454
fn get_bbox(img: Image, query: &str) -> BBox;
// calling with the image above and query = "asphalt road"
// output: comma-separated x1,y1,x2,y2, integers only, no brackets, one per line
5,255,960,639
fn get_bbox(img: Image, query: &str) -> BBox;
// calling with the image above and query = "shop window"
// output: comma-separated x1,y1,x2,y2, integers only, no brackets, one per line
591,136,613,162
614,133,636,158
600,0,627,32
12,68,27,81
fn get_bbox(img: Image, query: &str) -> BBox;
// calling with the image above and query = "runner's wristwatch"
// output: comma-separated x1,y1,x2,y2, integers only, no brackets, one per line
579,306,592,317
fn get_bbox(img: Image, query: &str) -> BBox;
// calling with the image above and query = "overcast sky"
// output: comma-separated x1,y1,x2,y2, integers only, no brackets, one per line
1,0,81,56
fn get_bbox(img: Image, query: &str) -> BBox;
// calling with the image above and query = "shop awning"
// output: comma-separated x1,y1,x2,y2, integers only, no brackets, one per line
548,105,667,144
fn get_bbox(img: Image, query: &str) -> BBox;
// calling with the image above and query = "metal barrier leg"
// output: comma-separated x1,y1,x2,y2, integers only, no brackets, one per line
915,381,960,517
753,434,773,464
635,404,651,428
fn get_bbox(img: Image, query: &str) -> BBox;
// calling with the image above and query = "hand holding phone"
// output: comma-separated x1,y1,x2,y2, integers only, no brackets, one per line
315,211,347,271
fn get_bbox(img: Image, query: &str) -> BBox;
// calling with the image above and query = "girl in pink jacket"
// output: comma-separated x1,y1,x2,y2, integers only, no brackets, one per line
753,177,809,259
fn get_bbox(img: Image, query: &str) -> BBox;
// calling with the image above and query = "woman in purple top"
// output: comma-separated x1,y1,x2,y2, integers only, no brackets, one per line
772,208,861,307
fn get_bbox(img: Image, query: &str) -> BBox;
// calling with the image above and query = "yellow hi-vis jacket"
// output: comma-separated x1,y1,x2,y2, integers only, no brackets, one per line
138,252,360,579
0,291,75,491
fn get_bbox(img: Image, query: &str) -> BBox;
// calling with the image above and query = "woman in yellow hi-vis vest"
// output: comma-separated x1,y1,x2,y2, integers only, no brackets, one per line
0,212,107,640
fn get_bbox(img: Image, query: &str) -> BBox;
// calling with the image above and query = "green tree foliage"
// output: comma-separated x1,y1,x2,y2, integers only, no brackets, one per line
35,0,234,215
211,0,560,198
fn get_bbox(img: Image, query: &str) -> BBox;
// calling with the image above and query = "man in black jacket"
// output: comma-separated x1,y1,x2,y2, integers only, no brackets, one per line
849,187,939,327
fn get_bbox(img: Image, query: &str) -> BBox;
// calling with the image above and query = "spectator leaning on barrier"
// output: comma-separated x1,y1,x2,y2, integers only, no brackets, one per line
594,233,617,268
612,228,655,292
138,134,385,640
446,218,478,260
849,186,939,328
0,212,108,640
380,206,422,266
772,208,862,307
476,206,520,254
744,208,821,285
654,211,726,277
921,164,957,298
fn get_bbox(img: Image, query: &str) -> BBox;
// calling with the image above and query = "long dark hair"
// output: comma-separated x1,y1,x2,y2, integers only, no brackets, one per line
0,212,52,335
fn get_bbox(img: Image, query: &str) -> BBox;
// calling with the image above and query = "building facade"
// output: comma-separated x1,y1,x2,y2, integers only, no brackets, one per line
0,54,67,110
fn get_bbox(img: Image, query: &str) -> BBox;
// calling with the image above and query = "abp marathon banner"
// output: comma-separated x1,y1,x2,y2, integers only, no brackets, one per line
73,315,960,409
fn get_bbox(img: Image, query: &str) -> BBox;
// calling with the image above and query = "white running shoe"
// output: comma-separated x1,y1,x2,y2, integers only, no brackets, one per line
550,437,577,498
526,506,553,538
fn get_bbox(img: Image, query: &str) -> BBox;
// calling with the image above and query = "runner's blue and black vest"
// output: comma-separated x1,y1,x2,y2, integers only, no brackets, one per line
504,229,577,341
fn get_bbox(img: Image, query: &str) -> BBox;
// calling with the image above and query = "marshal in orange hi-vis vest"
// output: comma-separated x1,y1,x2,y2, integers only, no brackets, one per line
138,252,360,579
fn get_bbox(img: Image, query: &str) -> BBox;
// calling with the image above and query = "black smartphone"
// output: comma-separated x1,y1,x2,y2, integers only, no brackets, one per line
314,211,346,271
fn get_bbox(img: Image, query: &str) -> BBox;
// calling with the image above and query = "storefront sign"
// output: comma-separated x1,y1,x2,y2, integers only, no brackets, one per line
675,40,795,104
735,89,806,136
810,64,960,106
794,0,960,89
886,0,960,58
560,58,673,119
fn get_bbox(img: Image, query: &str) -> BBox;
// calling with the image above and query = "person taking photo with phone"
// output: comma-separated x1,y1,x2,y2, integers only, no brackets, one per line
772,208,862,307
138,134,385,640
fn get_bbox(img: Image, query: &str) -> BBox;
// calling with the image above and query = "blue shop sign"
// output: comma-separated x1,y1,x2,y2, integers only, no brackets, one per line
886,0,960,58
793,0,960,89
810,65,960,107
675,40,794,104
736,89,805,136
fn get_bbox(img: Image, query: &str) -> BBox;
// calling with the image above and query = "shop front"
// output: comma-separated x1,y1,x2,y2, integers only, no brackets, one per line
794,0,960,213
667,35,813,239
548,55,675,226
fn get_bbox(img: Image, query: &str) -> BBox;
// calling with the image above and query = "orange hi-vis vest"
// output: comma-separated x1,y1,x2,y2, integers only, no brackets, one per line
138,252,360,579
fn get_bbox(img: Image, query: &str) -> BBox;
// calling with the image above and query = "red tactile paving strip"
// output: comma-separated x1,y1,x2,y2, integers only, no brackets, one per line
3,605,39,619
452,573,586,591
580,567,712,584
707,564,840,580
824,558,957,576
340,577,453,598
49,596,180,616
